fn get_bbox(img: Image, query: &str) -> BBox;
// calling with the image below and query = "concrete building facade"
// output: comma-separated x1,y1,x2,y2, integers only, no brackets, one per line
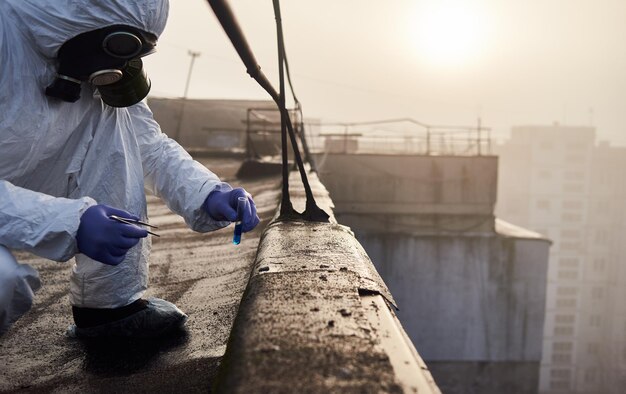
148,97,277,152
496,125,626,393
316,153,551,393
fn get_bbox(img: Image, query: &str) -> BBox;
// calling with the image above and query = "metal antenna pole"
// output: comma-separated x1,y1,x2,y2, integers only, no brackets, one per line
477,117,482,156
174,50,201,142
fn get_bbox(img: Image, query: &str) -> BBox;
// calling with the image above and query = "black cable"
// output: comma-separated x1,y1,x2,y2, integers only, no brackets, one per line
276,10,317,173
272,0,328,222
207,0,328,222
273,0,294,218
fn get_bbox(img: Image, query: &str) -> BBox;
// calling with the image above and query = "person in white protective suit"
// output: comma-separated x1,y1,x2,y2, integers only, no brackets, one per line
0,0,260,338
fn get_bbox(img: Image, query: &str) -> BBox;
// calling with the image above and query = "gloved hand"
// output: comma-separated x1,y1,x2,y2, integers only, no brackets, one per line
203,187,260,232
76,204,148,266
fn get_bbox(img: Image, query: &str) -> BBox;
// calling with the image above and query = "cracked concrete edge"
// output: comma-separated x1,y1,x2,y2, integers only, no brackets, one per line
213,170,440,393
257,220,397,309
265,169,396,307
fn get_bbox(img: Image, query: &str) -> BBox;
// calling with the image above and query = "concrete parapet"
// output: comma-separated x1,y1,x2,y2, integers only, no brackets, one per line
315,153,498,216
214,170,440,393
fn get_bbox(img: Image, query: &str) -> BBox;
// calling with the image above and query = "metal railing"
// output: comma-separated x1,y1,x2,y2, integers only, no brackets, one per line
242,113,492,157
244,107,300,159
307,118,492,156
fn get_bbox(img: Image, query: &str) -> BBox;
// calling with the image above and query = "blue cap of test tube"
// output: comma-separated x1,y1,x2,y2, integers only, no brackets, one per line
233,196,248,245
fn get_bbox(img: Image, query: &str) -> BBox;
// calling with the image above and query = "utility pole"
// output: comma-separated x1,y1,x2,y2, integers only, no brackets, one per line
174,50,201,142
477,117,482,156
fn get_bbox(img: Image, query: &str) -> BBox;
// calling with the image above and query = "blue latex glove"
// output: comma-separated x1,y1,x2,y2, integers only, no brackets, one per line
76,204,148,266
204,187,260,232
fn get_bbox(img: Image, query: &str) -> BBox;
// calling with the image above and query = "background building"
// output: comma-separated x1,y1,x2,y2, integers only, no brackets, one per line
149,97,276,152
314,135,551,393
496,124,626,393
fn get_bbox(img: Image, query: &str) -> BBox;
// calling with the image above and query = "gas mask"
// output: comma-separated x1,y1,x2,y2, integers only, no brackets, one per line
45,25,158,107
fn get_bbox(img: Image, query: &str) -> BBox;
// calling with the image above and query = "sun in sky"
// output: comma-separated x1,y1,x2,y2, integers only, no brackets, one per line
407,1,492,69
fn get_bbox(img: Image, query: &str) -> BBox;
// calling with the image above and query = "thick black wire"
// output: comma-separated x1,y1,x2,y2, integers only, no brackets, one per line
273,0,294,217
276,11,317,173
272,0,328,221
207,0,328,222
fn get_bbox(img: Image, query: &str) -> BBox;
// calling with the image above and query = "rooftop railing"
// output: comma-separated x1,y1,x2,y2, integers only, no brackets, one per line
308,118,493,156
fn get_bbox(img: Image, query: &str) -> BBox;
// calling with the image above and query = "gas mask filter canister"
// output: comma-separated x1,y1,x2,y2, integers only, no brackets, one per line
96,59,151,108
45,26,157,107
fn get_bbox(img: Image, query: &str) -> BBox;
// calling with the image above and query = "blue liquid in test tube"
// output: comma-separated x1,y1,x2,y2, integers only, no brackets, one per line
233,196,247,245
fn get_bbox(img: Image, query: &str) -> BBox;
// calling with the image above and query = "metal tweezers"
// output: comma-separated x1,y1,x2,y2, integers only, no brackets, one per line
110,215,160,237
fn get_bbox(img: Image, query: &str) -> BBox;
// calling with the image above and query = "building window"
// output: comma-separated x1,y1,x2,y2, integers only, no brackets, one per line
595,201,608,214
563,201,584,210
584,368,598,384
557,288,577,297
556,298,577,308
564,170,584,180
593,258,606,272
589,315,602,327
506,198,525,214
556,314,576,324
550,380,570,391
561,213,582,222
551,369,572,379
595,230,609,245
552,353,572,364
554,342,573,352
587,342,600,355
565,154,585,162
566,142,586,151
558,270,578,280
539,170,552,179
554,326,574,336
560,242,579,251
592,287,605,300
537,199,551,209
540,141,554,150
563,183,584,193
559,258,579,268
561,229,581,239
550,380,570,390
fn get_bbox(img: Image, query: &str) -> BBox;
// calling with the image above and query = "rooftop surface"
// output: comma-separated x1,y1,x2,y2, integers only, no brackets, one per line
0,157,280,393
0,155,441,394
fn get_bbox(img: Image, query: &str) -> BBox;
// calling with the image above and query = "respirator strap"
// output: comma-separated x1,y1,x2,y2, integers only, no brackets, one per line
56,74,82,84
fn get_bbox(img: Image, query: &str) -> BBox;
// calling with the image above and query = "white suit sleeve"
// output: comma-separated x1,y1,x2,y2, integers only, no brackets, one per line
130,102,231,232
0,180,96,262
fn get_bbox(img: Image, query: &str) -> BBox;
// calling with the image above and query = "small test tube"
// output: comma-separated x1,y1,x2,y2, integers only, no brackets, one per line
233,196,247,245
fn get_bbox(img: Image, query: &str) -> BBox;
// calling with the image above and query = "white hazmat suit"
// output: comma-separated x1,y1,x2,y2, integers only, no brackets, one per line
0,0,231,335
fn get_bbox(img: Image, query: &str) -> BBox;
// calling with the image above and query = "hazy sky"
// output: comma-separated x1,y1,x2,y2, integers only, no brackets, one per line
144,0,626,144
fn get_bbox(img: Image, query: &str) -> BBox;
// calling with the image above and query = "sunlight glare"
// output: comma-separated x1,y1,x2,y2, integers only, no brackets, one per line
409,1,490,69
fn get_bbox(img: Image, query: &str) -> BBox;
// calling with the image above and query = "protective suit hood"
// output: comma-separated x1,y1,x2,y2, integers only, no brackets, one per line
3,0,169,59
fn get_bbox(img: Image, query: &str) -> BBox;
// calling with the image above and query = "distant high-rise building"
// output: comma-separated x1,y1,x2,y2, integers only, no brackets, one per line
496,124,626,393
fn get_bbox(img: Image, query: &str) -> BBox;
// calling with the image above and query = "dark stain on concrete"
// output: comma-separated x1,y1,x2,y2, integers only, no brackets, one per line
213,219,402,393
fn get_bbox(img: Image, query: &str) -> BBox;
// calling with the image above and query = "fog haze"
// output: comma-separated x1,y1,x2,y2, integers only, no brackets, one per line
144,0,626,144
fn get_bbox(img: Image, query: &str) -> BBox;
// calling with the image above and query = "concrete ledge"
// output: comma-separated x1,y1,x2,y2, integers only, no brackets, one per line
214,170,440,393
250,220,396,307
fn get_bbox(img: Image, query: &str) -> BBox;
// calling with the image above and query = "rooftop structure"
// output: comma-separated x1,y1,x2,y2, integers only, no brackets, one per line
148,97,277,151
315,149,551,393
